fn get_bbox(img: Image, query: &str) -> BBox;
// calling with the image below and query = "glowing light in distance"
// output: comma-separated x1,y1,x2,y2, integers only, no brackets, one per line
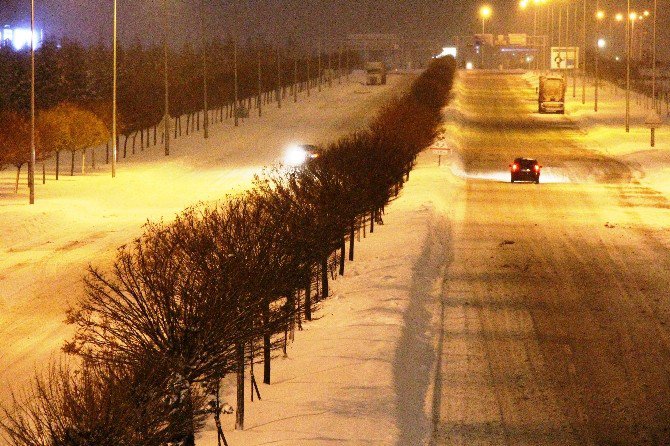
284,145,309,166
466,61,474,70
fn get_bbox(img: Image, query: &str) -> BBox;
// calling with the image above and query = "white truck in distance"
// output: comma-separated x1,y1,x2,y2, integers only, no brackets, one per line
365,62,387,85
538,75,566,114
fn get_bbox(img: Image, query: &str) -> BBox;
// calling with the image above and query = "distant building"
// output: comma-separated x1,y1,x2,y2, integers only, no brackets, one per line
1,25,44,51
347,33,442,70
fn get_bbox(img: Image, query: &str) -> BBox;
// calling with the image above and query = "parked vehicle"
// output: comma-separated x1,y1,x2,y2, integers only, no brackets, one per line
510,157,542,183
365,62,387,85
538,75,565,114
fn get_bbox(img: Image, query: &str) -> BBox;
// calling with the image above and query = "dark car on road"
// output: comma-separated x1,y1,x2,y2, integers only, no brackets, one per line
510,158,541,183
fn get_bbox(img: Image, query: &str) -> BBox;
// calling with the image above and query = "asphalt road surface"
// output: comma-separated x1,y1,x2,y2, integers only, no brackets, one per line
431,71,670,446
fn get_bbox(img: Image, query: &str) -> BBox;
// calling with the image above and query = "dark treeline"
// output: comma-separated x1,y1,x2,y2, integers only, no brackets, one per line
0,56,457,446
0,38,359,183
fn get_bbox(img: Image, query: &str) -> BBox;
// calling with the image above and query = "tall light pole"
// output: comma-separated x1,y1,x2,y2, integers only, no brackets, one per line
480,5,492,68
480,5,492,34
112,0,117,178
234,38,239,126
626,7,634,133
649,0,659,147
582,0,587,103
163,0,170,155
200,0,208,139
595,38,606,112
595,7,604,112
29,0,35,204
651,1,657,112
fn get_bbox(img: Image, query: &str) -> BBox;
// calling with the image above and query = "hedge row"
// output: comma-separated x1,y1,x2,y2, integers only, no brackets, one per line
0,56,456,446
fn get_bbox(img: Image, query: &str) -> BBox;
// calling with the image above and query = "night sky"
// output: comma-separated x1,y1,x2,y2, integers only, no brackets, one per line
0,0,666,55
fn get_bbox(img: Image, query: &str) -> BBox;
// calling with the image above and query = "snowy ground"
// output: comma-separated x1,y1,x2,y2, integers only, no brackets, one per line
522,71,670,190
0,72,413,409
4,67,670,445
205,70,670,445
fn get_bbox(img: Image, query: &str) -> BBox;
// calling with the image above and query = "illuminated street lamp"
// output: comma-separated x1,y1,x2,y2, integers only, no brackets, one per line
594,4,605,112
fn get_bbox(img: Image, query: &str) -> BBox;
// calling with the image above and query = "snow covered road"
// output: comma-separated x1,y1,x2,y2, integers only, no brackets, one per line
431,71,670,445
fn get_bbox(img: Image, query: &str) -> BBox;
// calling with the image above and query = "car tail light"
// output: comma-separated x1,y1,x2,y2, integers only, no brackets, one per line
511,163,519,172
534,164,540,172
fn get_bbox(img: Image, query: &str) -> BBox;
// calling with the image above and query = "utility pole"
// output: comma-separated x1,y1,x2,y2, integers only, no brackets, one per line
112,0,117,178
163,0,170,156
200,0,208,138
29,0,35,204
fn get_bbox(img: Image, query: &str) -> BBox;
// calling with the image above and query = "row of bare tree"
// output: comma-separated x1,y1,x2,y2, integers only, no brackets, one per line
0,40,354,192
0,56,456,446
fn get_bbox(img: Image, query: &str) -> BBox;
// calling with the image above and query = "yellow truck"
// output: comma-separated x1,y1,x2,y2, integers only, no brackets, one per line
365,62,387,85
538,75,566,114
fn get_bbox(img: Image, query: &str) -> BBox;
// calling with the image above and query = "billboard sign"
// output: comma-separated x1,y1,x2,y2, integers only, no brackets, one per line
551,47,579,70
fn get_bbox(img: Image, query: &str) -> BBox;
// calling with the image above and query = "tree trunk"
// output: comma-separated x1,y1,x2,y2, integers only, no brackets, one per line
235,342,245,430
56,151,60,180
304,275,312,321
321,257,329,300
370,209,375,233
81,150,86,175
132,132,137,155
123,136,128,158
70,151,75,176
263,298,271,384
339,236,345,275
14,165,20,193
349,221,355,261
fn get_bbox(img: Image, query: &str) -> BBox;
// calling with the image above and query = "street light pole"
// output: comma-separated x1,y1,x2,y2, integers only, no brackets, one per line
582,0,587,104
163,0,170,155
652,0,657,112
595,40,602,112
112,0,117,178
200,0,208,139
28,0,36,204
626,2,631,133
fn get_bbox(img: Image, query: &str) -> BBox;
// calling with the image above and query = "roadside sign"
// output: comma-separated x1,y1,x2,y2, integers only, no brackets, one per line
645,111,663,128
430,146,452,166
551,47,579,70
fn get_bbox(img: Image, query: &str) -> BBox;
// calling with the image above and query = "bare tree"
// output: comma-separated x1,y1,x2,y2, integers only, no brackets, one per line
0,358,195,446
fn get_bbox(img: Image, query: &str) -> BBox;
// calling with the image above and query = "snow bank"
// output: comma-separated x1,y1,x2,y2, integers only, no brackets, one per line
198,150,461,446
